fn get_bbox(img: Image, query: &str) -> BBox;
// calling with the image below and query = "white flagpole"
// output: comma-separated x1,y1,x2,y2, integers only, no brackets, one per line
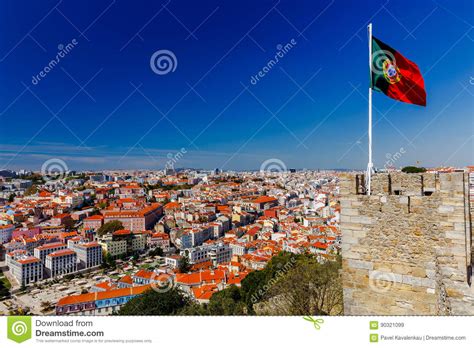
367,23,373,195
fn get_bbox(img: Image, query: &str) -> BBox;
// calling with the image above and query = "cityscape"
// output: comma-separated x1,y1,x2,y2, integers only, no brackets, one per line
0,1,473,339
0,165,473,316
0,166,342,315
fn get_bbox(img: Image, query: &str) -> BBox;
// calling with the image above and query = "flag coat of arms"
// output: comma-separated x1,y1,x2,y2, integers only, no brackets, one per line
371,36,426,106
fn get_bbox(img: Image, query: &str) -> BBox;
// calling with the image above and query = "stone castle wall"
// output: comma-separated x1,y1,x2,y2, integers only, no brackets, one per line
340,172,473,315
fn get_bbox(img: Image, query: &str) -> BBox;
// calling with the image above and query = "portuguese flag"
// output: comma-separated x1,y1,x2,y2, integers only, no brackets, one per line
371,36,426,106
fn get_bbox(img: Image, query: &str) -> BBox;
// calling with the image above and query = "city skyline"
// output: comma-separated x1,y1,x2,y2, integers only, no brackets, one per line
0,0,473,171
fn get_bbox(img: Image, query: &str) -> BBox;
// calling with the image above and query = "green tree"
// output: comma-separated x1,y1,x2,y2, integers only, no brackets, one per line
118,288,190,315
401,166,426,173
97,220,124,236
24,185,38,196
8,193,16,202
63,217,76,231
149,246,164,257
178,254,192,273
102,252,116,269
207,285,246,315
0,275,11,299
263,255,343,315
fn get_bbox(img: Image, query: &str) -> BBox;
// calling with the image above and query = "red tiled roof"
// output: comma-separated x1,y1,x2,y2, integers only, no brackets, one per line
85,215,103,221
35,242,66,251
252,196,278,204
57,285,150,306
112,229,132,236
48,249,75,258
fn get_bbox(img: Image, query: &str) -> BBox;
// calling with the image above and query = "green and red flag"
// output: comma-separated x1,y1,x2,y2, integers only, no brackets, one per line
371,36,426,106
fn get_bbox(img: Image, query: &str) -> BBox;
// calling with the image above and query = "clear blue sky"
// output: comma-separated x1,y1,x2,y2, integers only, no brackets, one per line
0,0,472,171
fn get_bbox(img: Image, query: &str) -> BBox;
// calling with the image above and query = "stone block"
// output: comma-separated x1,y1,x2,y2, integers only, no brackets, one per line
348,259,373,270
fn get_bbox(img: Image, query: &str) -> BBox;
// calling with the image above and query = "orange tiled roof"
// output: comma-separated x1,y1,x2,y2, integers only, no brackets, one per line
112,229,132,236
85,215,103,221
35,242,66,251
57,285,150,306
118,275,133,284
48,249,75,258
17,256,41,265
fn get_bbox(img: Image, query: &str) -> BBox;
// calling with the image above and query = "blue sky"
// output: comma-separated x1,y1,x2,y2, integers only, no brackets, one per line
0,0,472,171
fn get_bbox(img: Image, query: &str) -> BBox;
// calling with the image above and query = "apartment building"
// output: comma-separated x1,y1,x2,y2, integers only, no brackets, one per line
45,249,77,278
72,242,103,269
98,238,127,258
182,243,232,265
103,203,163,231
6,250,43,286
83,215,104,230
34,242,67,264
98,229,146,257
0,224,15,243
149,232,170,250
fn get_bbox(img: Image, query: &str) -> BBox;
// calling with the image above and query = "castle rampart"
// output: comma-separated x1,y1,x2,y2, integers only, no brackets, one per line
340,172,473,315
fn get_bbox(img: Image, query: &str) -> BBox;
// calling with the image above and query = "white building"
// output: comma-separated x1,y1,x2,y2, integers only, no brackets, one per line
0,224,15,244
45,249,77,278
72,242,103,269
6,251,43,286
34,242,67,264
182,243,232,265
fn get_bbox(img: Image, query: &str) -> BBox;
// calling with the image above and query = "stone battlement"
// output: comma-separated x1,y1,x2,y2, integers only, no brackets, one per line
340,172,466,196
340,172,474,315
